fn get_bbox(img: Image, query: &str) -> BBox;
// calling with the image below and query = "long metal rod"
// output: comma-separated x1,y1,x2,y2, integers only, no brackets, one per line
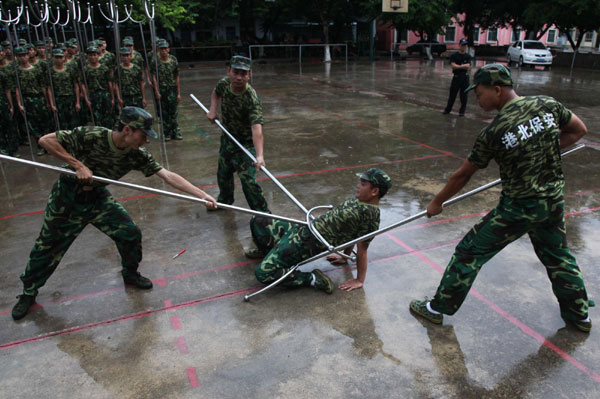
0,154,308,226
243,144,585,301
190,94,311,216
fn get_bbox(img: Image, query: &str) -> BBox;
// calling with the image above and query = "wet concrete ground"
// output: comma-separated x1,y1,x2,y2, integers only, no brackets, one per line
1,58,599,398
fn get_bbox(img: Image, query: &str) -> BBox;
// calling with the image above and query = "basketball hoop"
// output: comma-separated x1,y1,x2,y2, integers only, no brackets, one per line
383,0,408,13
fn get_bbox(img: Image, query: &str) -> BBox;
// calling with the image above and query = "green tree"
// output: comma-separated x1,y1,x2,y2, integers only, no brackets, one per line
382,0,453,41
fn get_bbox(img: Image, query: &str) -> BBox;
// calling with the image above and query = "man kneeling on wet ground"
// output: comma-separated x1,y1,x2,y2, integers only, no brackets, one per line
247,168,391,293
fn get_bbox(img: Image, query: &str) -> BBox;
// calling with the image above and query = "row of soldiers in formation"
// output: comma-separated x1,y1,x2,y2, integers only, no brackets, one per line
0,35,181,157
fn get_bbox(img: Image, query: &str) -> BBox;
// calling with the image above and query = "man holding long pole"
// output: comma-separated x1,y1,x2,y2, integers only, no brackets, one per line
11,106,217,321
410,64,593,332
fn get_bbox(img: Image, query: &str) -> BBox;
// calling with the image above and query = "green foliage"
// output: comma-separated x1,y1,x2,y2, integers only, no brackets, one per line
382,0,453,39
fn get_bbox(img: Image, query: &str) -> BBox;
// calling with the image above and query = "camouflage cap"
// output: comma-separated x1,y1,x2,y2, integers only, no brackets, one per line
85,46,99,54
356,168,392,196
18,38,27,46
119,47,132,55
465,63,513,92
157,40,169,48
124,36,133,41
119,106,158,139
34,40,45,47
230,55,252,71
1,40,10,47
122,38,134,46
45,37,54,43
24,43,34,50
66,41,78,48
14,46,28,55
52,49,65,57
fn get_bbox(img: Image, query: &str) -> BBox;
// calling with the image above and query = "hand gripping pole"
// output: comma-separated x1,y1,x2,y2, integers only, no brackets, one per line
190,94,311,217
242,144,585,301
0,154,307,226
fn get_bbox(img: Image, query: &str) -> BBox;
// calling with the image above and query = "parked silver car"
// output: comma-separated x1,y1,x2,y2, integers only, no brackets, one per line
507,40,553,68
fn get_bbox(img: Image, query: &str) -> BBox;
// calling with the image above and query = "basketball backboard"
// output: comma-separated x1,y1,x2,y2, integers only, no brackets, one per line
382,0,408,13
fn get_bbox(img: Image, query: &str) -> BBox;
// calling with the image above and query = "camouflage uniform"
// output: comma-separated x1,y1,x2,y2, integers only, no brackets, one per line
0,61,23,146
214,77,269,212
255,199,380,287
119,63,144,108
17,63,47,143
0,64,18,155
66,55,88,125
131,49,145,71
19,126,162,297
50,65,79,130
150,54,179,138
430,95,590,322
84,63,115,128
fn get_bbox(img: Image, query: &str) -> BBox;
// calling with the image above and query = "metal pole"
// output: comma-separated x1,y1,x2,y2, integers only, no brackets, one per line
190,95,312,217
0,154,308,226
243,144,586,301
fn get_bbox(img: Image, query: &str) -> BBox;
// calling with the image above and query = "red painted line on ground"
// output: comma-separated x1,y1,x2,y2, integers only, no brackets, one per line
164,299,172,307
170,316,182,330
385,234,600,384
186,367,200,388
174,336,189,354
0,210,45,220
0,260,256,316
566,205,600,217
0,287,257,350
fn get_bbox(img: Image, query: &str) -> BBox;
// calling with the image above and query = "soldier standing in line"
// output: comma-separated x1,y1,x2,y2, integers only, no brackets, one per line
252,169,391,294
14,46,49,155
0,45,17,156
410,64,593,333
82,45,115,129
10,107,218,320
207,55,269,212
1,40,14,62
48,49,80,130
115,47,146,109
150,40,181,141
122,37,144,71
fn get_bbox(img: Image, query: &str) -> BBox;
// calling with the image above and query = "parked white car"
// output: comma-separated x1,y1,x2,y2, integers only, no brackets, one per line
507,40,553,68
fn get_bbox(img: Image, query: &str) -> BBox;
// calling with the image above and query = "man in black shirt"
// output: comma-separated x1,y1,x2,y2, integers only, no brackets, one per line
443,38,472,116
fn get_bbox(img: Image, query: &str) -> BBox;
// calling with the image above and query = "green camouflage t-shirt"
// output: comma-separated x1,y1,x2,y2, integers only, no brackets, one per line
131,50,145,70
468,96,572,199
214,77,263,148
118,64,143,96
0,63,16,92
50,66,77,97
84,63,113,92
57,126,162,187
311,198,380,246
17,65,46,96
150,55,178,89
99,51,116,71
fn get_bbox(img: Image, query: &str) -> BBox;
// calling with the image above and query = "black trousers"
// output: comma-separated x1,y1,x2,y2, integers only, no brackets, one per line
444,74,469,115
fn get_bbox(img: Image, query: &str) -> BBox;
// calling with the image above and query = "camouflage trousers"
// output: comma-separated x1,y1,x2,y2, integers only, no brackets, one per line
217,143,270,212
22,96,47,140
250,216,295,254
122,95,144,108
430,195,590,321
90,91,115,129
55,95,79,130
20,176,143,297
0,98,19,155
158,87,178,138
255,224,325,287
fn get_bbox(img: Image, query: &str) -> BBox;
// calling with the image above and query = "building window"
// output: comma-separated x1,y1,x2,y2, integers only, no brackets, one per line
471,26,480,43
511,29,520,42
547,29,556,43
445,26,456,43
584,31,594,42
487,27,498,42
